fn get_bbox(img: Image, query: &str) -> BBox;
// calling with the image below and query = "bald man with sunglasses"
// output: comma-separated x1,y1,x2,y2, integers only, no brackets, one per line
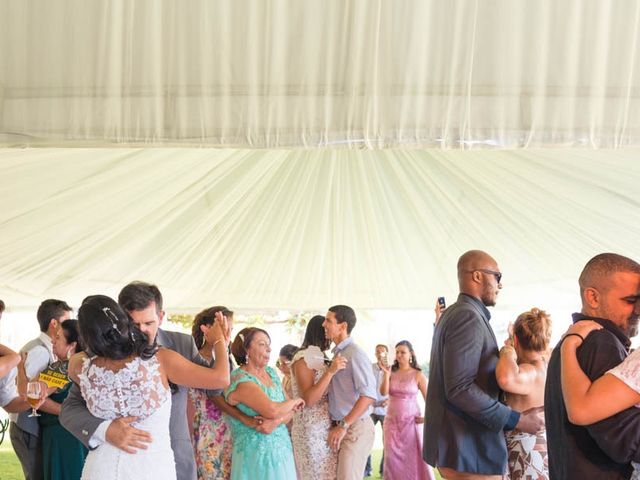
423,250,542,480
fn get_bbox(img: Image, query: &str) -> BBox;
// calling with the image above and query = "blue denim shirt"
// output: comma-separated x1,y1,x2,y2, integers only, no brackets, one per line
328,337,377,421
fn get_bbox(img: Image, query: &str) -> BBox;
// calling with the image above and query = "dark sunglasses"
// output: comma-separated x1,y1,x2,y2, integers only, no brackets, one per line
467,269,502,284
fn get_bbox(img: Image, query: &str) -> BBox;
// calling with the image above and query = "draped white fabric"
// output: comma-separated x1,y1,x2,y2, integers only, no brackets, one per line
2,147,639,310
2,0,640,148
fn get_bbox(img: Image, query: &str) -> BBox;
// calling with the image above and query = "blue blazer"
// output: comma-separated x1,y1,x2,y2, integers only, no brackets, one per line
423,294,513,475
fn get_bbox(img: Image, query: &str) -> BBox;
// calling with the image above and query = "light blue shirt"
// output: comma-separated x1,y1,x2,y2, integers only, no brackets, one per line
328,337,377,421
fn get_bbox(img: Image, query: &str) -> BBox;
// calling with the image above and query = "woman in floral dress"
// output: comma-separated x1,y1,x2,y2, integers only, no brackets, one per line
189,306,236,480
290,315,347,480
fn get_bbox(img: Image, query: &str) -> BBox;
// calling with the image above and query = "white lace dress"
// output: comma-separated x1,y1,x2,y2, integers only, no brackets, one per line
608,348,640,480
78,355,175,480
290,346,337,480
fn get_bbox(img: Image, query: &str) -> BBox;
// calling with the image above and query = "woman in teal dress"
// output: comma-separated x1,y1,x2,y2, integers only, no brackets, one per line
224,327,304,480
39,319,88,480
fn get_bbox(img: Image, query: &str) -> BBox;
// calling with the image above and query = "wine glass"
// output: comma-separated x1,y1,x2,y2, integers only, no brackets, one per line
26,381,42,417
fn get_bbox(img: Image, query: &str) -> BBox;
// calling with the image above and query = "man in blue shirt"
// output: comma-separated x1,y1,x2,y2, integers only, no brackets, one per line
324,305,377,480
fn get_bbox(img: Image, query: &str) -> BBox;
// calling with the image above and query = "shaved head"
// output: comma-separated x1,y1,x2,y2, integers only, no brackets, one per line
456,250,502,306
578,253,640,336
579,253,640,296
457,250,497,281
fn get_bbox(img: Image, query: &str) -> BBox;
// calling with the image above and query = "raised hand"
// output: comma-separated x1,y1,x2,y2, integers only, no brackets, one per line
378,360,391,375
206,312,230,347
434,299,446,325
328,354,348,375
215,311,231,345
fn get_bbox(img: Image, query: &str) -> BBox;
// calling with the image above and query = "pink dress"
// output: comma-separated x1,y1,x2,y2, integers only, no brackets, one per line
383,369,435,480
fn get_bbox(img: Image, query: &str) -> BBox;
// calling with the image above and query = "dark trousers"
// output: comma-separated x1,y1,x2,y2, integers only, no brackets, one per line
10,422,43,480
364,413,385,476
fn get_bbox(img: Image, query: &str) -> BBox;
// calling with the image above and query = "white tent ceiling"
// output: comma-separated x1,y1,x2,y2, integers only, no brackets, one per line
1,1,640,311
2,0,640,148
2,147,639,311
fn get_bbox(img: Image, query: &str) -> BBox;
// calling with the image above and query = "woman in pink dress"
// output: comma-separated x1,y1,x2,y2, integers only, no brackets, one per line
380,340,435,480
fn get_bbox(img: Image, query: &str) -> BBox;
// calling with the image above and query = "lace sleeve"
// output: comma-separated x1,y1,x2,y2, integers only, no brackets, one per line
224,368,254,400
78,356,168,421
608,348,640,397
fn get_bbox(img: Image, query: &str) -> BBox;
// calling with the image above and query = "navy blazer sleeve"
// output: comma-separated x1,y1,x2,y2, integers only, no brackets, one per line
441,307,512,432
580,331,640,463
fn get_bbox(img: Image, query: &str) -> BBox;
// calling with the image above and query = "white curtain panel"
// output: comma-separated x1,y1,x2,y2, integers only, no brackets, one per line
1,147,639,310
2,0,640,148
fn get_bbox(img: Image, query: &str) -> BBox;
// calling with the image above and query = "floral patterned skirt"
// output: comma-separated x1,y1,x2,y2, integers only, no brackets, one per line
190,389,233,480
505,425,548,480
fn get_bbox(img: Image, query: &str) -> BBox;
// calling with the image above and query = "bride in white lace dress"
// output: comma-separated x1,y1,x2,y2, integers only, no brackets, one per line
68,295,230,480
290,315,347,480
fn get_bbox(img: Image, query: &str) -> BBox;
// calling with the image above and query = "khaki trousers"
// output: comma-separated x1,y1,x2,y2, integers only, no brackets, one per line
337,416,375,480
438,467,504,480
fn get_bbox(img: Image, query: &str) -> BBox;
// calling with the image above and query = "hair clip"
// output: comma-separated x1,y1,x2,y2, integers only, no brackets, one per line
238,333,245,342
102,307,122,335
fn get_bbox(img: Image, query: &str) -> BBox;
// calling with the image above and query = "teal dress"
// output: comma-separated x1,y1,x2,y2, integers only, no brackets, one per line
40,369,88,480
224,366,297,480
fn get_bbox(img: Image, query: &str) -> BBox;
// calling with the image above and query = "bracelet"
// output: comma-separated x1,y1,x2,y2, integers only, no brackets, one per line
563,332,584,344
212,339,224,348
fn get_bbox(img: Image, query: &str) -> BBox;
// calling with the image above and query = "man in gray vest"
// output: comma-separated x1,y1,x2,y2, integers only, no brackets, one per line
10,299,72,480
60,282,209,480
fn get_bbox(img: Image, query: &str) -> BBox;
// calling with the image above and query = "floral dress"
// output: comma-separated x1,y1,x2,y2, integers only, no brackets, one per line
290,346,337,480
224,366,297,480
189,388,232,480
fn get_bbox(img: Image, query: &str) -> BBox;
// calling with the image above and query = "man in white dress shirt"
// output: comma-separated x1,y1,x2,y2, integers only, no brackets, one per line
0,299,32,414
364,344,389,477
9,299,72,480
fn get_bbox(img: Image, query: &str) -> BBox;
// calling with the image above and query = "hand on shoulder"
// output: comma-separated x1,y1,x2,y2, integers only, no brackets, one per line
68,352,88,384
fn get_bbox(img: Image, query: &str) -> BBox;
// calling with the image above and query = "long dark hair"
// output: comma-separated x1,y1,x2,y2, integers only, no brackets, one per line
299,315,331,352
78,295,157,360
391,340,421,372
191,306,233,348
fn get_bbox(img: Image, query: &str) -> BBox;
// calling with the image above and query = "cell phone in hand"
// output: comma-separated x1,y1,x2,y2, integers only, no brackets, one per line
438,296,446,309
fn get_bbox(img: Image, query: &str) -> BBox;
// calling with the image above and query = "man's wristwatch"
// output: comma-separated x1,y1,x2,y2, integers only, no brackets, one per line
337,419,350,430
